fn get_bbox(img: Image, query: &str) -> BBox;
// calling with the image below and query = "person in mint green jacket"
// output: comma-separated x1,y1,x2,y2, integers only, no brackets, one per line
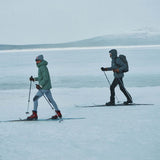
27,55,62,120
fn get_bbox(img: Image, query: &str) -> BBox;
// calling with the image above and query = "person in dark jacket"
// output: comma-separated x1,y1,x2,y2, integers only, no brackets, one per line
27,55,62,120
101,49,132,106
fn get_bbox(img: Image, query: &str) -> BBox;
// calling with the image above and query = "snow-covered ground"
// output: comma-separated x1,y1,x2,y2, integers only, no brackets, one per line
0,46,160,160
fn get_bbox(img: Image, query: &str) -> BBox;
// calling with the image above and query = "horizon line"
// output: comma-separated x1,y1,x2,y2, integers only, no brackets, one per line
0,44,160,53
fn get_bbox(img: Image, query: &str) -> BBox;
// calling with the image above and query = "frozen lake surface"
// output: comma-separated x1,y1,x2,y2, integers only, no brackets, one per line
0,46,160,89
0,46,160,160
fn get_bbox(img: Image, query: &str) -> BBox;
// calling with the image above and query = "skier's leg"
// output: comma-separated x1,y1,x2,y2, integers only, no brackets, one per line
33,90,43,111
110,78,119,103
45,90,62,119
44,90,59,111
118,78,132,102
27,90,43,120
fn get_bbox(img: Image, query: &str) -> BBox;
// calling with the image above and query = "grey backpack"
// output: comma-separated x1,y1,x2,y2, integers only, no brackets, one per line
118,55,129,72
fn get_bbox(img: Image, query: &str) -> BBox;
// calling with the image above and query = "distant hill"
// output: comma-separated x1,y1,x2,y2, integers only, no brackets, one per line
0,32,160,50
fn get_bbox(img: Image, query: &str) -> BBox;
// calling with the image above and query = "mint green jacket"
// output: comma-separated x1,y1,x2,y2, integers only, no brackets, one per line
34,60,52,90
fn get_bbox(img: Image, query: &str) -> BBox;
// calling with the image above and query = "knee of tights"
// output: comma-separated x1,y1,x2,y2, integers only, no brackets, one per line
110,86,114,90
33,96,39,101
119,87,124,91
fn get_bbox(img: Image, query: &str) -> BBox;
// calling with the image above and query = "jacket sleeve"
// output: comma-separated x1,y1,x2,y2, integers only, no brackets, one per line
106,67,113,71
116,58,127,72
34,77,38,81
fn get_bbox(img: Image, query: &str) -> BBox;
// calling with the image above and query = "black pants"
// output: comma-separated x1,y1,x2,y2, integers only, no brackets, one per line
110,78,132,102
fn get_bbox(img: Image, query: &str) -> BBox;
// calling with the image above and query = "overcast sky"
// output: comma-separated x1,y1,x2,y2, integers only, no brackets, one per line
0,0,160,45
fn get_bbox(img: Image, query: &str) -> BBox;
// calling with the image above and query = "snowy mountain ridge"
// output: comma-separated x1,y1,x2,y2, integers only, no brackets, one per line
0,31,160,50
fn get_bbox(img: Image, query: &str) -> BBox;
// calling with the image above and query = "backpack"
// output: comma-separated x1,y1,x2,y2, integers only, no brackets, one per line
117,54,129,72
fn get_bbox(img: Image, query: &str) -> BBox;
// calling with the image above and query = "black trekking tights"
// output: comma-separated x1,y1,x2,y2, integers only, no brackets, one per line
110,78,132,102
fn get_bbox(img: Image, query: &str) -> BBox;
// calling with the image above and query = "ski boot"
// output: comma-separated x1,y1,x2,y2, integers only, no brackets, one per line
51,110,62,119
27,111,38,120
105,101,115,106
123,99,133,105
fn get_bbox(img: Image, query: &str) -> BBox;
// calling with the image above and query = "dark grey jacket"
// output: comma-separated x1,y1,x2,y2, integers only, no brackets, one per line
107,49,127,78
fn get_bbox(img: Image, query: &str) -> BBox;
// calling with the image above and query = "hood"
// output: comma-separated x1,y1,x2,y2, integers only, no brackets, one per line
35,55,44,61
109,49,117,59
36,60,48,68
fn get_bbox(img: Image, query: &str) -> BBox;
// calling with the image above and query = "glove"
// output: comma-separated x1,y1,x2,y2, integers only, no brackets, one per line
113,68,119,73
36,84,42,90
101,67,107,71
30,76,34,81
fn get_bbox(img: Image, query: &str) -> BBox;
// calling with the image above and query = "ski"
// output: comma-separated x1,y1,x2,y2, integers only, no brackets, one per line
0,117,85,123
76,103,154,108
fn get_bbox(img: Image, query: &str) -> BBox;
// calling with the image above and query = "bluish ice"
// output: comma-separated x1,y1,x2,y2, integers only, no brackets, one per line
0,46,160,160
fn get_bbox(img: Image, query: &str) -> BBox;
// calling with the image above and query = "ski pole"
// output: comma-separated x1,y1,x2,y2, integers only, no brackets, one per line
103,71,120,103
103,71,111,85
26,81,32,114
